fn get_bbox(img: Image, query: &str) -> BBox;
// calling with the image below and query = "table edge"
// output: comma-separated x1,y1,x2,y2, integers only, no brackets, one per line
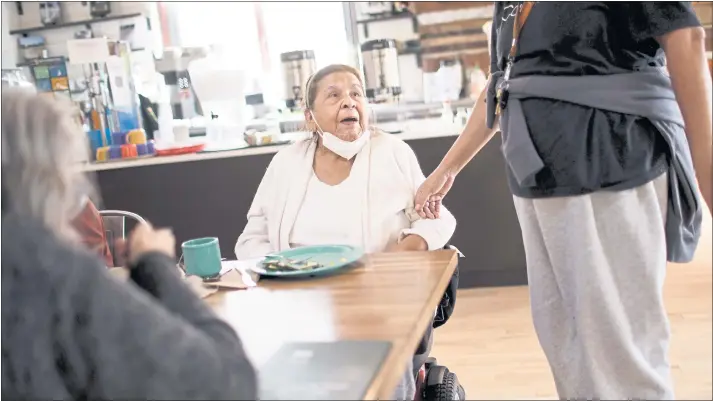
365,249,460,400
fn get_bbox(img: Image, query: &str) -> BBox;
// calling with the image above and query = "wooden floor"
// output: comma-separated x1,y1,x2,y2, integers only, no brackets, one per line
432,211,712,400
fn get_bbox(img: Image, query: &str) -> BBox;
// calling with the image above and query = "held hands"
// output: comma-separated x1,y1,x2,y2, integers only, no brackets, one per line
415,168,456,219
126,222,176,265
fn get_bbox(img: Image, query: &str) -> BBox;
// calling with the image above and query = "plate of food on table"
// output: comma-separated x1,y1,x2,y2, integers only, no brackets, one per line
250,245,364,278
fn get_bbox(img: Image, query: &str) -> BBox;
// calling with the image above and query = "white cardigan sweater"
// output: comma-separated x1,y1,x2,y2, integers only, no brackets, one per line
234,132,457,259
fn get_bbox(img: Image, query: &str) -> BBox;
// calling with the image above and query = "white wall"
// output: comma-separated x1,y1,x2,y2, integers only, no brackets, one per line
262,1,351,102
169,2,352,104
2,2,18,68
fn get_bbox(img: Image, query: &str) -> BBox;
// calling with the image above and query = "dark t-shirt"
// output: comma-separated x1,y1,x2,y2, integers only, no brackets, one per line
490,2,701,198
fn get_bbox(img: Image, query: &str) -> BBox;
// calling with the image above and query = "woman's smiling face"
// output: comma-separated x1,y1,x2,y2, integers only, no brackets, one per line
306,71,369,142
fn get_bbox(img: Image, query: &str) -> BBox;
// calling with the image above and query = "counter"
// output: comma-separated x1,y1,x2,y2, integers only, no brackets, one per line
90,118,527,288
80,118,463,172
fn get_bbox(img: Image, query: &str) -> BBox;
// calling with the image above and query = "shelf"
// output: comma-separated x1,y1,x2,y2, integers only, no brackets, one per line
356,11,415,24
398,48,421,56
359,11,418,40
411,2,493,14
10,13,142,35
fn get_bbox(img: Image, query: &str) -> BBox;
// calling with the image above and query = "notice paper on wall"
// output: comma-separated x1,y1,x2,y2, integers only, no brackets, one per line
67,37,111,65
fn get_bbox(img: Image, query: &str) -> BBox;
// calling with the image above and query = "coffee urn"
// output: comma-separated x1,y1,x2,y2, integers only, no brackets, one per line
281,50,316,110
361,39,402,103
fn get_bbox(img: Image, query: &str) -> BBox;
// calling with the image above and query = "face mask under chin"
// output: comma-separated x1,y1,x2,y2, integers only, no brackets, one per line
310,110,370,160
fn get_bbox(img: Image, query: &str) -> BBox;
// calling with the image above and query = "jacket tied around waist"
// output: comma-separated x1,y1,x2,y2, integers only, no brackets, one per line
486,70,703,263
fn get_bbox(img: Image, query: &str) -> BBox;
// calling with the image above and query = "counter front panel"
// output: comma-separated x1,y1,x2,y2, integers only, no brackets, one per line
94,135,527,288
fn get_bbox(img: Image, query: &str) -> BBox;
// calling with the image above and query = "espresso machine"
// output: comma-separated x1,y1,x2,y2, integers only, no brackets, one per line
154,46,209,120
361,39,402,103
280,50,316,111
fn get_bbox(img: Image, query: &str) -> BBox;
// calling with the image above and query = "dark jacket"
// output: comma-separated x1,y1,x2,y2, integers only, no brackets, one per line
1,211,258,400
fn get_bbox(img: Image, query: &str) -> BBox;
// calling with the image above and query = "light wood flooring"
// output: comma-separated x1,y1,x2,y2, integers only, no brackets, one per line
432,211,712,400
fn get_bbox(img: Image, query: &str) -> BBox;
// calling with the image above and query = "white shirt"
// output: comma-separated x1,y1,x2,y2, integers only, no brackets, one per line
289,173,363,248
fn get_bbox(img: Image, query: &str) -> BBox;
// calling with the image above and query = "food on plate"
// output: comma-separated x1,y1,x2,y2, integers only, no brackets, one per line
261,255,322,272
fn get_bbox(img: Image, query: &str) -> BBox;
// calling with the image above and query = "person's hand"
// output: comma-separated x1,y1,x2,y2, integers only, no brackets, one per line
384,235,428,252
415,168,456,219
127,222,176,265
422,195,442,220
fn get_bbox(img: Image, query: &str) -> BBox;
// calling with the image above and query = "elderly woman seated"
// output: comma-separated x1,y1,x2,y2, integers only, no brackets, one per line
235,64,457,399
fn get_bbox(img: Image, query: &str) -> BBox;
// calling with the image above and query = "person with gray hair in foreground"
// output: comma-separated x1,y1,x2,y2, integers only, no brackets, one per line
1,89,257,400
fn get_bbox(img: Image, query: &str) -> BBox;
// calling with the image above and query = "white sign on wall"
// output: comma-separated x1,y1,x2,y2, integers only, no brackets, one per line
66,37,111,65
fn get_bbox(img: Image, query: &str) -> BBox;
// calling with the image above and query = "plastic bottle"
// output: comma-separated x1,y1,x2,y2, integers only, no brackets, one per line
441,101,454,125
455,108,468,127
155,76,174,145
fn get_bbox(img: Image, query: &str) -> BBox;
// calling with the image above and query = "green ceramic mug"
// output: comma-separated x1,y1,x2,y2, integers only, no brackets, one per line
181,237,222,278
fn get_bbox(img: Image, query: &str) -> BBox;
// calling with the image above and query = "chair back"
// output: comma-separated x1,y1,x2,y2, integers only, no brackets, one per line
99,210,147,266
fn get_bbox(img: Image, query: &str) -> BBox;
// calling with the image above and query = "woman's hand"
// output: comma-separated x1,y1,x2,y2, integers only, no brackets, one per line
384,235,428,252
415,168,456,219
127,222,176,265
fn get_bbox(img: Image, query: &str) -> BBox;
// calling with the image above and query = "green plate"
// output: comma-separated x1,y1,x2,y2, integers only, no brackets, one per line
252,245,364,278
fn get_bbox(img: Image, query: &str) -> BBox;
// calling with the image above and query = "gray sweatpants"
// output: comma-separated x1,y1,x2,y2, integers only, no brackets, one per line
513,172,673,400
391,359,416,400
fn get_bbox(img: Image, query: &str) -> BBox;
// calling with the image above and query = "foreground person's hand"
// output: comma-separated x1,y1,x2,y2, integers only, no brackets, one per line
415,168,455,219
127,222,176,264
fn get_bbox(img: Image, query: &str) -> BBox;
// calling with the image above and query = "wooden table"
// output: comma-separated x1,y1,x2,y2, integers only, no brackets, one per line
205,250,458,400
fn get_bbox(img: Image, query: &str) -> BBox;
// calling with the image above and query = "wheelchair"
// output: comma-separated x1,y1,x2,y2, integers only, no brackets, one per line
413,246,466,401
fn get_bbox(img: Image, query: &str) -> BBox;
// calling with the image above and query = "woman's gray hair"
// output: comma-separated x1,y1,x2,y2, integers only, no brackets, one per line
1,88,92,239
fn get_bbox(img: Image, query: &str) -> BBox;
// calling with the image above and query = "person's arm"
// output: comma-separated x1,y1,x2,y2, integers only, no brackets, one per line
436,11,501,177
398,206,457,251
64,250,257,400
394,142,457,251
414,86,500,216
620,1,712,214
415,14,501,216
235,159,277,259
388,234,429,252
435,85,500,178
660,27,713,214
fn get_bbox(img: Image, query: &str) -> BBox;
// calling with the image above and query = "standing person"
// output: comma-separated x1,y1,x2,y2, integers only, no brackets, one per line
2,88,257,400
415,2,712,399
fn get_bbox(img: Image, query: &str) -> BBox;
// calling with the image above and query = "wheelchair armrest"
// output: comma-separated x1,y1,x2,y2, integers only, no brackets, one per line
433,244,461,329
444,244,465,258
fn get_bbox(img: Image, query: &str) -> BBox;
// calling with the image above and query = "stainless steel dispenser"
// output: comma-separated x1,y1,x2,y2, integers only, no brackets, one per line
361,39,401,103
280,50,316,110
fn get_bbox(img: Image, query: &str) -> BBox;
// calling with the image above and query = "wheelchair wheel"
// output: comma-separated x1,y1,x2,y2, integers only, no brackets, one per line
423,366,465,401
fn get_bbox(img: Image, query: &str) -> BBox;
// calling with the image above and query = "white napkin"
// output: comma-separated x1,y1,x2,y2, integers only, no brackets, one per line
185,275,219,299
109,259,262,300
